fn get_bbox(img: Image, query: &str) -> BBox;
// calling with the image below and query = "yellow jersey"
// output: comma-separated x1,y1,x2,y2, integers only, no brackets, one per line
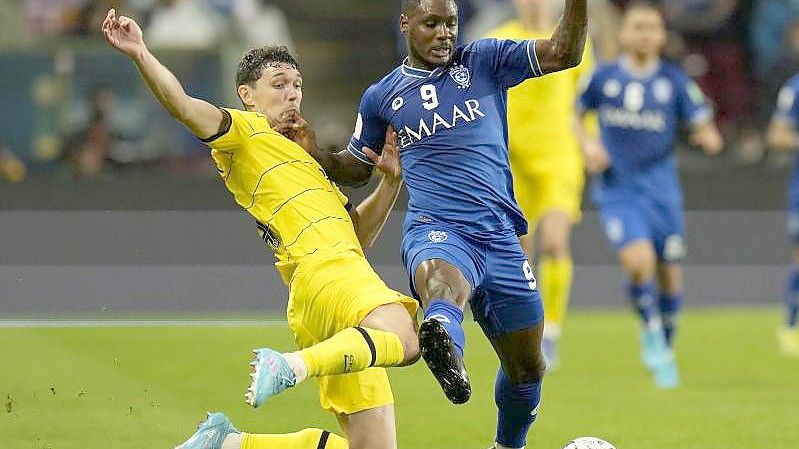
204,108,362,285
487,21,594,168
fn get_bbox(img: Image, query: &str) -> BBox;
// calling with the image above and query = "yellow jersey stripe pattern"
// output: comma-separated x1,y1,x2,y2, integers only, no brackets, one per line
204,107,363,284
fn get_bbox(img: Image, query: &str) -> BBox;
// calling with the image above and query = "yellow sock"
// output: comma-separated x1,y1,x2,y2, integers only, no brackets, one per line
299,327,405,377
541,257,574,329
242,428,348,449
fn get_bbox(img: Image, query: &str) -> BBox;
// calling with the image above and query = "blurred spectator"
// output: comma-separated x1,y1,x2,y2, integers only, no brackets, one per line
752,19,799,167
199,0,293,48
61,85,125,178
74,1,120,36
24,0,138,38
465,0,513,43
30,74,69,165
0,0,31,44
750,0,799,79
145,0,227,49
543,0,623,62
661,0,739,36
229,0,294,50
25,0,82,36
587,0,621,61
760,21,799,117
0,145,27,183
661,0,753,133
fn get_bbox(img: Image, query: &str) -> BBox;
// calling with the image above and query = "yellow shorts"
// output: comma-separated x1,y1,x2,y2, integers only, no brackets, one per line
511,157,585,227
287,249,418,415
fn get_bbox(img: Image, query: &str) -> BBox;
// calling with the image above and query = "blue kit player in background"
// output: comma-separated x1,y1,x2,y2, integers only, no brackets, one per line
767,73,799,358
574,2,722,389
342,0,586,447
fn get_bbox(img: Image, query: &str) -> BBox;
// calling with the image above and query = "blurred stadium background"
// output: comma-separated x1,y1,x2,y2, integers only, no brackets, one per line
0,0,796,314
2,1,799,448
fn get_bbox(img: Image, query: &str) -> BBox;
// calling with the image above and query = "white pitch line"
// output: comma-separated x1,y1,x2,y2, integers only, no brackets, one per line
0,319,287,328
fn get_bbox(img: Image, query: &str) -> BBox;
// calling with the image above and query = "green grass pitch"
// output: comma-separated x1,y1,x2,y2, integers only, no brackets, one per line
1,308,797,449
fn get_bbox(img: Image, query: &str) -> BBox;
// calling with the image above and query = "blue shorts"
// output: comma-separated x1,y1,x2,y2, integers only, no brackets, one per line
401,223,544,338
598,194,686,262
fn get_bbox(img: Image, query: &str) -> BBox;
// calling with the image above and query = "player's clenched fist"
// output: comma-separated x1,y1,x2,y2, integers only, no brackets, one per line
101,8,145,58
582,139,610,174
274,110,316,154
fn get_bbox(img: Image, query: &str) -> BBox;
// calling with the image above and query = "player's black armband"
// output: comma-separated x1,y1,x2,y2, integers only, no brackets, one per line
200,108,232,143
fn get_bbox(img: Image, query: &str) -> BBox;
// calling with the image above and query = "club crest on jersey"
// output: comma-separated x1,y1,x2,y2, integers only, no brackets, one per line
428,230,448,243
392,96,404,111
449,64,471,89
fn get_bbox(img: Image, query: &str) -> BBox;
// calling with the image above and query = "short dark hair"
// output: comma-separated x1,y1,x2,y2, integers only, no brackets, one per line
401,0,422,14
401,0,458,15
236,46,300,88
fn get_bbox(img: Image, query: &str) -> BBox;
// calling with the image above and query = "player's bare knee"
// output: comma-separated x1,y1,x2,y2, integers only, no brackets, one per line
540,237,570,259
394,315,420,365
420,274,470,306
360,304,419,365
401,333,421,365
506,353,546,384
622,255,655,282
629,267,653,285
415,260,471,306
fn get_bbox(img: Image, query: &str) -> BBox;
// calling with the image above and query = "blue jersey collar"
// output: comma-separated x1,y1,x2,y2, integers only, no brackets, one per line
401,58,445,78
619,55,662,80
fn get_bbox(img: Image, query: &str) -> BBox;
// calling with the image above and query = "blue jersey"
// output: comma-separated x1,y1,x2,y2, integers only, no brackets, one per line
348,38,543,237
578,57,711,204
773,73,799,207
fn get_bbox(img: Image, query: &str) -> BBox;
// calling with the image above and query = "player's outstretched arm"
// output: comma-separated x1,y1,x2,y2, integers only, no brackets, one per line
101,9,224,140
348,128,402,249
327,151,374,187
535,0,588,74
767,120,798,151
272,114,373,187
310,149,373,188
689,120,723,156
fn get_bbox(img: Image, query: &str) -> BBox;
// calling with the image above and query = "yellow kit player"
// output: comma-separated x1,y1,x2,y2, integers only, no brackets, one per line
487,0,594,370
103,9,423,449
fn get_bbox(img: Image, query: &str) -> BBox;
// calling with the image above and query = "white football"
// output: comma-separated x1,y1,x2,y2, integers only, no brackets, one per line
562,437,617,449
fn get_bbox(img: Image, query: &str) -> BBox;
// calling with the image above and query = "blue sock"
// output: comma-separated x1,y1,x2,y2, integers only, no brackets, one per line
658,292,683,347
627,281,656,326
786,267,799,328
494,366,541,449
424,299,466,357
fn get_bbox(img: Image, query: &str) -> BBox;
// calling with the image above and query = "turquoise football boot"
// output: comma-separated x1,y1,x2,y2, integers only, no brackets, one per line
640,324,668,371
174,412,239,449
652,350,681,389
245,348,297,408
